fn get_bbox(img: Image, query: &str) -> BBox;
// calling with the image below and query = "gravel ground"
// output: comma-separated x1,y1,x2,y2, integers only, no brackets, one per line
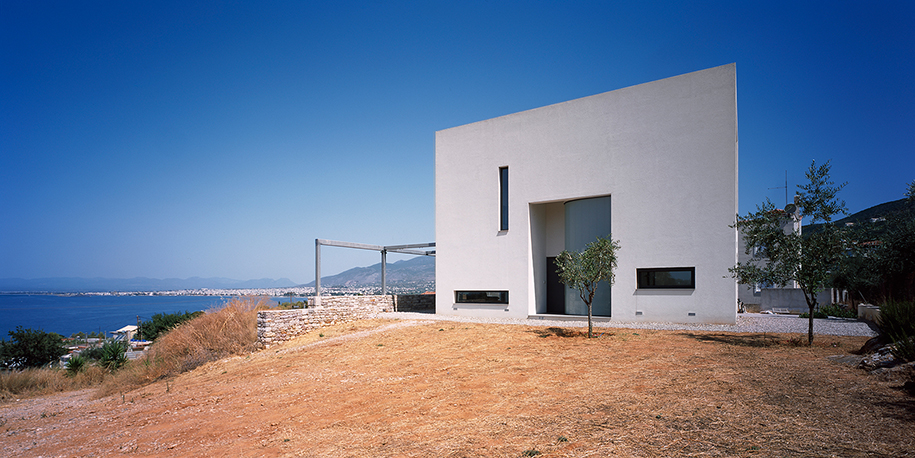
380,311,877,337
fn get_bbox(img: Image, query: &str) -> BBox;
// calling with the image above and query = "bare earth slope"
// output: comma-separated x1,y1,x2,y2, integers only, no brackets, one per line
2,319,913,457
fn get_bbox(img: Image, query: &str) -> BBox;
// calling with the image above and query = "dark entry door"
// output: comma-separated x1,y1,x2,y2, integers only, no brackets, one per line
546,257,565,314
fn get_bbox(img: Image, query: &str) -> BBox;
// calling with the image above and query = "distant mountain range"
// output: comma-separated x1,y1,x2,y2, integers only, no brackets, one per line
0,276,297,293
304,256,434,288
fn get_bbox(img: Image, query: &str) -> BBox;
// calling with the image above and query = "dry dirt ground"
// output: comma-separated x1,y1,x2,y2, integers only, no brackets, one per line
2,319,913,457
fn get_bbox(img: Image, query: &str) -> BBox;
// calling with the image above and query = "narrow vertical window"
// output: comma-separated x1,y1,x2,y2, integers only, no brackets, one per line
499,166,509,231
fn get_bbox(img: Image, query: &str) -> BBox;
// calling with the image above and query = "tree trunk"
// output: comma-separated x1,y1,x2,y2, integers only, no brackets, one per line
585,289,596,338
808,305,814,346
802,288,816,346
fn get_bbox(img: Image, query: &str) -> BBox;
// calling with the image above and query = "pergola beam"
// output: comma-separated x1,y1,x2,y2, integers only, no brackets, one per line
316,239,384,251
314,238,435,303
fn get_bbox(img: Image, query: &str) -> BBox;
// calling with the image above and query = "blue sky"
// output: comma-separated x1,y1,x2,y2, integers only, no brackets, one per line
2,1,912,284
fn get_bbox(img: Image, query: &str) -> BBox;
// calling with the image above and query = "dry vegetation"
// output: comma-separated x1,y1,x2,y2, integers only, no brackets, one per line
0,297,267,401
2,318,913,457
0,365,106,401
96,296,269,397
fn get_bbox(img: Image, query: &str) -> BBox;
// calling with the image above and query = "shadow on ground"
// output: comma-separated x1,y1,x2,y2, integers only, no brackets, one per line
529,327,615,338
679,332,783,347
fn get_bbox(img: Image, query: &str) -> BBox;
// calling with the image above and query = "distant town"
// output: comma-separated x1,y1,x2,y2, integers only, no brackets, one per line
0,256,436,297
2,281,436,298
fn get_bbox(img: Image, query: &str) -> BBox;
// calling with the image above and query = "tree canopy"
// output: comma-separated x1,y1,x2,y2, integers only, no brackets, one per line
731,160,847,345
555,235,621,338
832,180,915,304
0,326,68,369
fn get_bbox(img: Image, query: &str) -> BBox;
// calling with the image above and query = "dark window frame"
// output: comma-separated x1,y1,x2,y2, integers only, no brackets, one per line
455,290,509,304
499,166,509,231
637,267,696,289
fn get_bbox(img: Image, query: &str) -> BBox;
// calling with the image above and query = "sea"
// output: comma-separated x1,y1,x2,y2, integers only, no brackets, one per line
0,294,285,339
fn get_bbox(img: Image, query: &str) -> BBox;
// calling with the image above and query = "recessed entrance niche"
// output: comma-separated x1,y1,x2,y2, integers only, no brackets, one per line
537,196,612,316
562,196,612,316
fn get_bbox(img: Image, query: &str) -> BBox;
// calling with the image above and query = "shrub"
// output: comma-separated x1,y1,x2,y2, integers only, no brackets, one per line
819,303,858,319
97,297,269,397
799,304,856,319
0,327,68,369
139,310,205,341
80,345,105,361
878,300,915,362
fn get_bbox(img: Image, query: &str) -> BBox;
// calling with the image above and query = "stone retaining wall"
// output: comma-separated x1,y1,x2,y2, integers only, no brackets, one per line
257,294,434,347
391,293,435,312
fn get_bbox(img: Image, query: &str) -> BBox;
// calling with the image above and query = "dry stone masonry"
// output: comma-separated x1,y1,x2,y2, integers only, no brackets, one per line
257,294,434,347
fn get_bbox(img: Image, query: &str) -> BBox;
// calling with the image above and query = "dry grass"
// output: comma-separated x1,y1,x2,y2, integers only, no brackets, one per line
0,365,106,401
95,296,269,397
4,319,913,457
1,297,267,402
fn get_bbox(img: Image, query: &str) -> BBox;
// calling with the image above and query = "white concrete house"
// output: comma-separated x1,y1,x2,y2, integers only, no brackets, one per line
435,64,739,324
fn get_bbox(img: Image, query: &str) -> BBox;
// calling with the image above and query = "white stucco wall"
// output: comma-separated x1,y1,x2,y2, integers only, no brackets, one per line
435,64,739,324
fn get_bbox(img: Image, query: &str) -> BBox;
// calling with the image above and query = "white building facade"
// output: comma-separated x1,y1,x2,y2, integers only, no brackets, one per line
435,64,739,324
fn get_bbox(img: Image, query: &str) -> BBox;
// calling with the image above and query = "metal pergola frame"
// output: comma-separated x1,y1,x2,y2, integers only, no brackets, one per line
314,238,435,304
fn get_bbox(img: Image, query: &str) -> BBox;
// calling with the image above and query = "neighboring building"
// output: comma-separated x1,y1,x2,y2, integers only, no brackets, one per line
111,325,138,341
736,202,800,311
736,202,833,313
435,64,739,324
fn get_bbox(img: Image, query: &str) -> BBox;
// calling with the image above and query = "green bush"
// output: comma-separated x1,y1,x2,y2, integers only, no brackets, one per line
80,345,104,361
0,327,68,369
139,310,204,341
819,303,857,319
799,304,857,319
878,300,915,362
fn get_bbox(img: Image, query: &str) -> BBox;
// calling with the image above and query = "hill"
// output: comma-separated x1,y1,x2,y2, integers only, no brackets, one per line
803,198,908,235
304,255,434,289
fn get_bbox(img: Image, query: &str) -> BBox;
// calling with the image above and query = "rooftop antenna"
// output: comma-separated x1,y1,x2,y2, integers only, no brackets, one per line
768,170,788,208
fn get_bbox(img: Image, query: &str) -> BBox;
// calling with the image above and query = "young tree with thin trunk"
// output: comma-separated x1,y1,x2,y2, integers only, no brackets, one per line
731,160,847,345
555,235,621,338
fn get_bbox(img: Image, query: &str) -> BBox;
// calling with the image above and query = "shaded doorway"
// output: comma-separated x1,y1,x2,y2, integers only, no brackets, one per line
546,256,565,314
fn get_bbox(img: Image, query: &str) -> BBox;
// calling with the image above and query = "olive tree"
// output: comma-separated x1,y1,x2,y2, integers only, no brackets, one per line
555,235,621,338
730,160,847,345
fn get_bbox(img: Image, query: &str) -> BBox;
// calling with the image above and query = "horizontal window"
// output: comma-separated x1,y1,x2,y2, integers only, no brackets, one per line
637,267,695,289
455,290,509,304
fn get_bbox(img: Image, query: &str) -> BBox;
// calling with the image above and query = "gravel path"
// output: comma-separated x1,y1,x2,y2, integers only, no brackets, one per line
379,311,877,337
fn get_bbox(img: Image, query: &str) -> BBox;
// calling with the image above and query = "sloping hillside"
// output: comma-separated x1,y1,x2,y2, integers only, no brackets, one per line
2,319,911,457
803,198,907,235
305,256,434,288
